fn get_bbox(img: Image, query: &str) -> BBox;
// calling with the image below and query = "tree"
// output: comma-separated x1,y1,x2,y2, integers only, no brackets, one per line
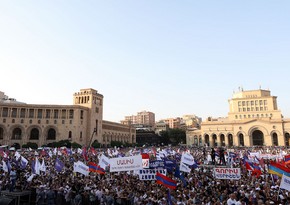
91,140,101,148
22,142,38,149
160,129,186,145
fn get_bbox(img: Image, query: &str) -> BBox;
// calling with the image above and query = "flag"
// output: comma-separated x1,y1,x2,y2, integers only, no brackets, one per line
55,158,64,172
180,162,191,173
285,155,290,164
34,157,41,175
167,190,173,205
73,161,89,176
156,172,177,189
20,156,28,169
174,165,187,187
268,162,290,177
99,154,110,170
15,151,21,160
280,174,290,191
40,159,46,172
82,147,88,161
88,162,105,174
2,160,8,172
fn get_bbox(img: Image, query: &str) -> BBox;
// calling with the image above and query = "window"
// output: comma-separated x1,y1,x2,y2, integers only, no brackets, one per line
11,108,17,118
247,108,250,111
235,115,238,119
2,108,8,117
46,109,51,119
257,114,259,118
12,119,15,123
261,114,264,117
256,107,259,111
246,101,249,106
62,109,66,119
46,120,49,124
259,100,263,105
54,110,59,119
242,101,245,106
29,120,32,124
68,131,72,140
251,107,254,111
264,100,267,105
80,110,84,119
29,109,34,118
38,120,41,124
69,120,72,124
20,108,26,118
248,115,251,118
243,108,246,112
95,107,99,113
244,115,246,118
260,107,263,111
238,101,241,106
62,120,65,124
21,119,24,123
3,119,6,123
239,108,242,112
37,109,43,119
251,101,254,106
255,100,258,105
80,132,83,141
69,110,74,119
54,120,57,124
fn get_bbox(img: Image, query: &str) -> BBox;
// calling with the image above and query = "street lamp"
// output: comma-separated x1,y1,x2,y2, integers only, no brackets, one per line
88,128,97,148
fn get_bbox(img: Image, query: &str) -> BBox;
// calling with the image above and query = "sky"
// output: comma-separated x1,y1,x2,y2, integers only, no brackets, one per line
0,1,290,122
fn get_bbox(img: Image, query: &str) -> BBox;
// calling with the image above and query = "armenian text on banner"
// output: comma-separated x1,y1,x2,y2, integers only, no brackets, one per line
214,168,241,180
149,160,165,169
138,169,167,180
110,155,142,172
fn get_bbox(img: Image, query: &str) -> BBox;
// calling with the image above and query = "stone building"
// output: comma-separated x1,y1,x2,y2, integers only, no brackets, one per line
187,89,290,147
0,88,136,147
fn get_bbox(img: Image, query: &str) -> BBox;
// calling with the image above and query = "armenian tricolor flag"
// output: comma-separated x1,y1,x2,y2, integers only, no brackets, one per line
268,161,290,177
284,155,290,164
88,162,105,174
156,172,177,189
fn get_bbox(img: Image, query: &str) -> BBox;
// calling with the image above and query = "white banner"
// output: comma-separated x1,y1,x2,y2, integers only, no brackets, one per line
180,162,191,173
280,174,290,191
142,159,150,168
73,161,89,176
214,168,241,180
99,154,110,170
138,169,167,180
181,153,194,166
110,155,142,172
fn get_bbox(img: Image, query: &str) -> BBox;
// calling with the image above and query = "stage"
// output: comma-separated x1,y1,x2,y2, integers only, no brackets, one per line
0,190,31,205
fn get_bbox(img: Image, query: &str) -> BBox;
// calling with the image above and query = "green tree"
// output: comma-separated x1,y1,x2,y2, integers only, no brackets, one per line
91,140,101,148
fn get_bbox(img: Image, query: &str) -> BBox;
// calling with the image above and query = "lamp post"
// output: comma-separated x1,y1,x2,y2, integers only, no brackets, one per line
88,128,97,148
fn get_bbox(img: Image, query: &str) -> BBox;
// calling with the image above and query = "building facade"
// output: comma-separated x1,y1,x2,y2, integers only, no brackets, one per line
0,88,136,147
187,89,290,147
121,110,155,130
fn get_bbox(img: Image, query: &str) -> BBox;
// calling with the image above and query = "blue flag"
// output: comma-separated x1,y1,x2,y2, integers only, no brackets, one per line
167,189,173,205
55,158,64,172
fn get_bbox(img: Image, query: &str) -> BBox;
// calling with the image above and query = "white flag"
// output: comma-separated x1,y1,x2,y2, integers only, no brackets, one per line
99,154,110,170
2,160,8,172
20,156,28,169
280,174,290,191
181,153,194,166
180,162,191,173
27,174,35,182
15,151,21,160
73,161,89,176
35,157,41,175
40,159,46,172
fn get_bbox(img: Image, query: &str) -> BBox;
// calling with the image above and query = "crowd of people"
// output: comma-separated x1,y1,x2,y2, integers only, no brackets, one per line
0,145,290,205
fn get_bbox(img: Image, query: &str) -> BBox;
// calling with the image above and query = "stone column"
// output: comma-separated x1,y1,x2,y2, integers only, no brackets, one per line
244,135,250,146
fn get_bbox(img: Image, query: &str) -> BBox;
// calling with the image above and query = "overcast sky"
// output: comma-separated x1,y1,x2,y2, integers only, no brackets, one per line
1,1,290,122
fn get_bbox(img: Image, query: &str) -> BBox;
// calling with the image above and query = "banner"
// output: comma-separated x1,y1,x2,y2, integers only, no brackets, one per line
138,169,167,180
180,163,191,173
99,154,110,170
280,174,290,191
181,153,194,166
73,161,89,176
149,160,165,169
110,155,142,172
214,168,241,180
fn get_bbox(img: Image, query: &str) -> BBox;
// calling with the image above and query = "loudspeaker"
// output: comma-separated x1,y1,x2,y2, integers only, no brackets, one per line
0,196,15,205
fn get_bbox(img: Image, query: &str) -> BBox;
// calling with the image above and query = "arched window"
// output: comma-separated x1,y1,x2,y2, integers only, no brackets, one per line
239,133,244,146
47,128,56,140
272,133,278,146
30,128,39,140
68,131,72,140
0,127,4,139
12,128,22,140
